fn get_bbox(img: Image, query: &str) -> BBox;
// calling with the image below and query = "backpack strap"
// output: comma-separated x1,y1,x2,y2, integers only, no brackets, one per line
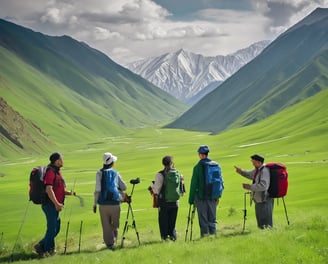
157,170,168,203
256,165,265,184
159,170,166,195
201,162,208,195
44,166,58,186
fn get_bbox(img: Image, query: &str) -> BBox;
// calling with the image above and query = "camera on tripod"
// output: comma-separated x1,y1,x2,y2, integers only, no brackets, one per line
130,178,140,185
121,177,141,248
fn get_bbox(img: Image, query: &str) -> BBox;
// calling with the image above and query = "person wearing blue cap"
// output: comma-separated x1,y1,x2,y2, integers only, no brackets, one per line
235,154,273,229
188,145,221,237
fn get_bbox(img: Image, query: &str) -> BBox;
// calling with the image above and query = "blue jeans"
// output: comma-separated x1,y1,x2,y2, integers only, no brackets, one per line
39,202,61,252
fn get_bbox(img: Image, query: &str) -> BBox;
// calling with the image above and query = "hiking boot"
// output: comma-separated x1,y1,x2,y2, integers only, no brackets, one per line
169,236,176,241
34,243,44,256
43,250,56,257
107,244,115,251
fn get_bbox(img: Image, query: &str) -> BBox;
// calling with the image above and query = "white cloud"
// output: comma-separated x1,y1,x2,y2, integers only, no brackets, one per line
252,0,328,33
92,27,123,41
41,8,63,24
0,0,326,64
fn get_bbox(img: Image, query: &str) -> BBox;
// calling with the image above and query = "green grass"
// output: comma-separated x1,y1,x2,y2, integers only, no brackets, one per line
1,79,328,264
0,111,327,263
1,18,327,263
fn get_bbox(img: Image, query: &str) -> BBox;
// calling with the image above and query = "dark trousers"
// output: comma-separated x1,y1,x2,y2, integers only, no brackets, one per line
158,202,178,240
39,202,61,252
195,198,217,237
255,198,274,228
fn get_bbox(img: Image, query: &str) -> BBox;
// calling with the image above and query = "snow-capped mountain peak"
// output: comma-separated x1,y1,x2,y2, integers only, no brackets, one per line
127,40,270,103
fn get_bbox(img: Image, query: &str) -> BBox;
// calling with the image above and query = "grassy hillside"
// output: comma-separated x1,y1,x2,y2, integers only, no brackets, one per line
0,96,54,159
0,89,327,263
167,8,328,133
231,48,328,129
0,19,187,159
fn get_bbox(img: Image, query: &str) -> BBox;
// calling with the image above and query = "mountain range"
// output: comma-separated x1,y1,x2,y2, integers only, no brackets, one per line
0,18,186,158
167,7,328,133
127,41,270,103
1,7,328,158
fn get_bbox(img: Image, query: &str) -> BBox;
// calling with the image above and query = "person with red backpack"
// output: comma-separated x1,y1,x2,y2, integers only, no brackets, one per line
235,154,274,229
34,152,74,257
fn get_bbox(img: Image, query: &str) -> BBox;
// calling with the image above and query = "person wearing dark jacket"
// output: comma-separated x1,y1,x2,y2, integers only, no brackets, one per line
34,152,74,257
189,145,220,237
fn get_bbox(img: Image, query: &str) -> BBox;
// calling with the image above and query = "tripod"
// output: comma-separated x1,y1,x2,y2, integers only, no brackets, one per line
121,180,141,248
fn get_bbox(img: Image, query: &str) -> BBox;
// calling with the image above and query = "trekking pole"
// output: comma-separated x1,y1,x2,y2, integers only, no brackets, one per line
189,205,196,241
242,192,247,233
78,220,83,253
11,200,30,261
185,205,192,242
63,221,70,254
242,192,251,233
64,178,77,254
281,197,290,225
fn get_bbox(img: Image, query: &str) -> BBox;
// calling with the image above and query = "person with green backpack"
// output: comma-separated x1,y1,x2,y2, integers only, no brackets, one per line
151,156,185,241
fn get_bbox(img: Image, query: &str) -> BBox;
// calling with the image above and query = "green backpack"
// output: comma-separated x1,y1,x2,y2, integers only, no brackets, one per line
161,169,181,202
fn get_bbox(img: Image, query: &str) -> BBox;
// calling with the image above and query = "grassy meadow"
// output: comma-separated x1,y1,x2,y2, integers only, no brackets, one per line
1,90,328,263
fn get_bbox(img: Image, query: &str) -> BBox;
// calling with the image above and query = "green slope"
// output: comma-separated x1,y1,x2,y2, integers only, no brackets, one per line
231,48,328,128
167,8,328,133
0,19,187,158
0,87,327,263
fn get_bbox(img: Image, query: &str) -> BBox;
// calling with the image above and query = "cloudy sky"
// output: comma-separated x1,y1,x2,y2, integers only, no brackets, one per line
1,0,327,65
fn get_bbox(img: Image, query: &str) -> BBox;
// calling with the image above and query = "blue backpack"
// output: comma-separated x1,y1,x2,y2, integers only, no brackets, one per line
99,169,120,203
203,161,224,199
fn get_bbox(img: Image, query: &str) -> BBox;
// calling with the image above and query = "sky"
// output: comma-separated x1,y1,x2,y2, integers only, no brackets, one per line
0,0,327,65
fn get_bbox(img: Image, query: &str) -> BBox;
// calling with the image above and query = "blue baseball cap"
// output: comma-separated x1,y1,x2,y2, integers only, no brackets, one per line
197,145,210,154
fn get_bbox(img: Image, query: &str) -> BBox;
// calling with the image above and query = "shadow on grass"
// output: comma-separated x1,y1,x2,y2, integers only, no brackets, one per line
0,252,39,263
220,225,253,238
0,226,252,263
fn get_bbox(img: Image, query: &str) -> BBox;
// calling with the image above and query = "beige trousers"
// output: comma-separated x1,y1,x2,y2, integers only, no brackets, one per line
99,204,121,247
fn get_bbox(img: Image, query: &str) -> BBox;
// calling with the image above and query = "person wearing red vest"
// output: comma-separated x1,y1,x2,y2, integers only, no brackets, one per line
235,154,274,229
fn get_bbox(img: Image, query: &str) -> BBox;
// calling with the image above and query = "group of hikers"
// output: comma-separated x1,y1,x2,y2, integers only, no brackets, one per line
33,146,274,257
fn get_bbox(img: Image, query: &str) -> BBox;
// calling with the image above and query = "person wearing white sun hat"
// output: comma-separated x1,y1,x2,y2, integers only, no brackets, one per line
93,152,127,250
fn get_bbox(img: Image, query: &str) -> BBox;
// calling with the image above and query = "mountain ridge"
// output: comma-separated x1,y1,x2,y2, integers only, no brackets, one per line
166,7,328,133
127,41,270,102
0,18,187,158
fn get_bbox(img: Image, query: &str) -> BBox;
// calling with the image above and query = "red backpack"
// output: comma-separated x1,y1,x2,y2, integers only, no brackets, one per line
29,166,48,204
265,162,288,198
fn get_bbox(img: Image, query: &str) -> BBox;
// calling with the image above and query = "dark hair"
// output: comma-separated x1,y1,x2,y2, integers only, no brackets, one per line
162,156,173,166
102,163,113,170
251,154,264,163
49,152,62,164
162,156,173,173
